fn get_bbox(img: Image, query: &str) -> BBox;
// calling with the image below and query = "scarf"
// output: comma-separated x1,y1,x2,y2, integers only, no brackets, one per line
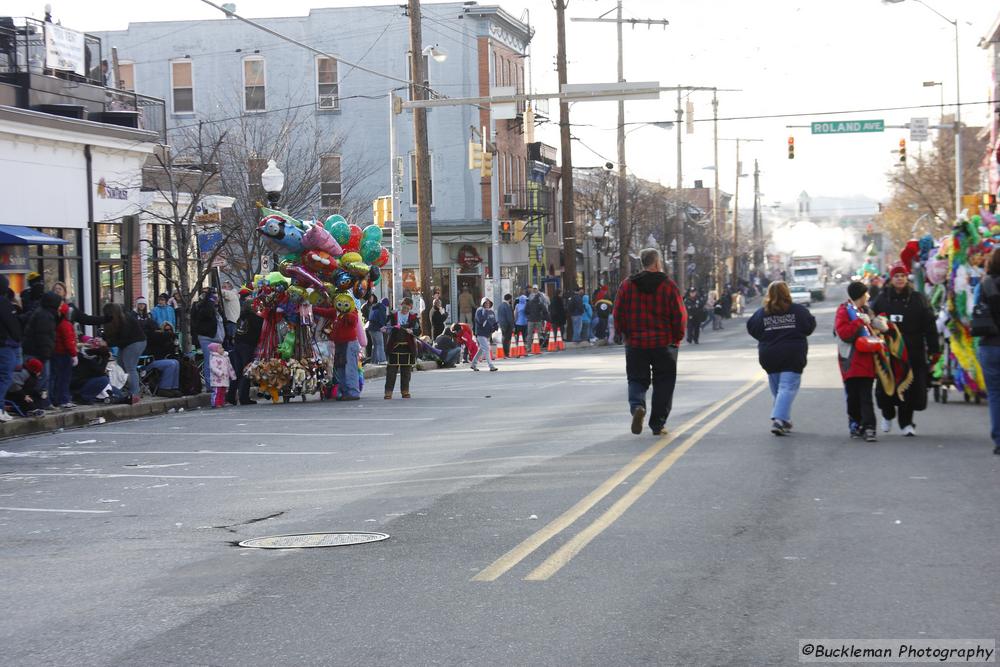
874,323,914,400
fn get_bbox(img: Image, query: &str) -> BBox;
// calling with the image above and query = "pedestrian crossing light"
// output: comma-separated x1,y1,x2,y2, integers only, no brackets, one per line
899,138,906,163
787,136,794,160
468,141,483,171
501,220,512,242
481,150,493,178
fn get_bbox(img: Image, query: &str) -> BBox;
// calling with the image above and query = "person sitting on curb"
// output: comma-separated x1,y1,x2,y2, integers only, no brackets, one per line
7,359,46,417
71,337,113,405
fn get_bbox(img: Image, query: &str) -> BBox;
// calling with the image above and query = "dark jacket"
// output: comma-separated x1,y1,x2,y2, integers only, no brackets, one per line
22,291,62,360
20,281,44,320
0,276,22,346
474,306,499,338
870,285,939,366
192,299,222,340
386,311,420,355
367,301,388,331
71,347,110,392
549,295,566,328
429,306,448,339
234,302,264,348
497,301,515,329
568,292,584,317
683,295,705,324
979,274,1000,347
746,303,816,374
525,293,547,322
103,312,147,349
146,330,180,359
612,271,686,349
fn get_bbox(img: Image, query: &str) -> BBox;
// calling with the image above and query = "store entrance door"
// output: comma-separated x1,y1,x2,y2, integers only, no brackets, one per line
456,274,482,324
97,261,127,306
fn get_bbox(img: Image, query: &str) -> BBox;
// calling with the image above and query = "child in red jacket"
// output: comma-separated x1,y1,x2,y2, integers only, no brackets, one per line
835,282,882,442
51,303,78,409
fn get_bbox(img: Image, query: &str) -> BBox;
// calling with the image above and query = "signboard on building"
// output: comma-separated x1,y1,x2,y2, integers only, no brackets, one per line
44,24,86,76
457,245,483,271
197,230,224,254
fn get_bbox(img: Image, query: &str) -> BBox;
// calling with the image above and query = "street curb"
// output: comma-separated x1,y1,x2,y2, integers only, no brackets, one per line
0,394,211,441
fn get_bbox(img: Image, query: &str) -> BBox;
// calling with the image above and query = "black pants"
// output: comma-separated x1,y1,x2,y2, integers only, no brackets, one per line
501,326,512,356
875,364,927,428
844,377,876,431
385,364,412,394
686,318,700,344
625,345,678,432
227,342,255,404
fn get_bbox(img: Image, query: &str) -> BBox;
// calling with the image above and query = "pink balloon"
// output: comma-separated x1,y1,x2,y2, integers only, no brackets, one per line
302,224,342,256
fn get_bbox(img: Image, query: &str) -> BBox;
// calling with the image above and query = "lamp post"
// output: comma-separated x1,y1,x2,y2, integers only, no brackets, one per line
592,221,605,290
261,159,285,209
922,80,944,122
885,0,962,218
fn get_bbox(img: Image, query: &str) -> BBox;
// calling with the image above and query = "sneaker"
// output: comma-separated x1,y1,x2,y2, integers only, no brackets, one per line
994,446,1000,456
863,429,877,442
630,406,646,435
384,392,393,400
401,392,411,399
60,402,77,409
770,419,787,436
0,410,11,423
489,367,499,372
782,420,793,432
651,424,667,436
901,424,916,437
28,409,46,417
849,426,863,440
880,418,891,433
471,366,480,372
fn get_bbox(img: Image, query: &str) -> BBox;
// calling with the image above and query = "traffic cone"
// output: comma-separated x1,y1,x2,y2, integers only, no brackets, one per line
496,343,505,359
547,327,559,352
531,330,542,355
515,333,526,358
555,328,565,351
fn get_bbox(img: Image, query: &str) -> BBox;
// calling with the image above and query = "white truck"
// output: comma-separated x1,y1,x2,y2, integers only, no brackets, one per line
788,255,827,302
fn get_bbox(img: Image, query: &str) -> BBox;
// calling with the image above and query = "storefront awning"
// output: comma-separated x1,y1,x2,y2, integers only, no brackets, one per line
0,225,69,245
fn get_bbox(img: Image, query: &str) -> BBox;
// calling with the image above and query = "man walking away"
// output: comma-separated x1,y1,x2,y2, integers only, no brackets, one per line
472,297,499,372
683,288,704,344
497,293,514,358
568,287,585,342
525,285,547,353
614,248,686,435
458,287,476,325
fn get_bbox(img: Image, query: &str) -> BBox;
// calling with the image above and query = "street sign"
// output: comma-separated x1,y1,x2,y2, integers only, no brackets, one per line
490,86,517,120
561,81,661,102
909,117,929,142
810,119,884,135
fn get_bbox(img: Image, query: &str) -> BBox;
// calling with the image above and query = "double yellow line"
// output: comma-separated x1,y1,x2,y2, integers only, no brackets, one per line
472,379,765,582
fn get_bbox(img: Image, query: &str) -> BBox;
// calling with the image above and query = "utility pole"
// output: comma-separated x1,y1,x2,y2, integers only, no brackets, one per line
675,87,684,293
407,0,433,331
572,6,668,285
721,137,761,289
712,91,721,295
554,0,577,291
752,159,762,276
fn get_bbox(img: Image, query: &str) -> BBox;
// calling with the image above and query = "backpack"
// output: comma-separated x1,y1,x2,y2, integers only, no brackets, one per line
971,276,1000,338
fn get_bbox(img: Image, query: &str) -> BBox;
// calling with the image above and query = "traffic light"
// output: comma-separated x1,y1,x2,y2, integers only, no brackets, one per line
468,141,482,171
513,219,527,242
500,220,512,242
898,138,906,163
787,136,794,160
480,150,493,178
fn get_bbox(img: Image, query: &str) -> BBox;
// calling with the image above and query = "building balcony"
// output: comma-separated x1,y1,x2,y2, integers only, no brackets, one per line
503,184,553,218
0,17,165,143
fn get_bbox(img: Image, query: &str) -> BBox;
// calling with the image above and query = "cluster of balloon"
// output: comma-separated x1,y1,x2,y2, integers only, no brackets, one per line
248,208,390,399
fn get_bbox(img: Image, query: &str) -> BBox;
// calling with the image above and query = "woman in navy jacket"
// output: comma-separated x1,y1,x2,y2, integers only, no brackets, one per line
746,281,817,436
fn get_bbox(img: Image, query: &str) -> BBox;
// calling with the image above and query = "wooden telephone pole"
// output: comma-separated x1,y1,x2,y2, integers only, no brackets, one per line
407,0,434,331
554,0,577,291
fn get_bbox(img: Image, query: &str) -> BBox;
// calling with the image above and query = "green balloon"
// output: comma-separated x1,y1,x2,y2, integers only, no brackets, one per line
360,239,381,264
362,224,383,245
328,220,350,246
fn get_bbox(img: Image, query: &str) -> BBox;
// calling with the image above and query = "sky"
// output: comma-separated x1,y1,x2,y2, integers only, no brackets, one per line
10,0,998,213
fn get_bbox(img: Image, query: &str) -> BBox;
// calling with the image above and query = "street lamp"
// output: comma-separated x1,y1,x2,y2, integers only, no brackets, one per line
592,221,605,288
922,80,944,121
885,0,962,218
422,45,448,63
261,159,285,209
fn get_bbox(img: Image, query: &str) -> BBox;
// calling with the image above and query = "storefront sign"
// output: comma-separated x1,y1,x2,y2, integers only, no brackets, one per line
197,230,224,254
0,245,29,272
97,177,129,201
457,244,483,270
45,24,86,76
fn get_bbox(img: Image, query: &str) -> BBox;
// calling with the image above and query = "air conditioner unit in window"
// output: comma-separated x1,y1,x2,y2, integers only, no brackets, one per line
318,95,338,110
502,192,518,207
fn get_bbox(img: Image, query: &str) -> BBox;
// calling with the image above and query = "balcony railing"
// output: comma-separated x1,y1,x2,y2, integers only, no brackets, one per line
503,184,552,217
0,17,103,86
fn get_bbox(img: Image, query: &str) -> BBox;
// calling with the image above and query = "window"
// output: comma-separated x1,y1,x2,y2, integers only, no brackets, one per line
243,57,266,112
407,52,429,101
316,57,339,110
320,154,342,210
409,152,434,207
117,61,135,91
170,60,193,114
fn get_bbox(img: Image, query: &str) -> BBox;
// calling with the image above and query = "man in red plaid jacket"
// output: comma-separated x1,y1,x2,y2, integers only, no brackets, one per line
613,248,687,435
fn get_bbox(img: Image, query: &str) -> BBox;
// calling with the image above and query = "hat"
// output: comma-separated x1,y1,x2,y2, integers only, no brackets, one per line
158,292,170,300
135,296,148,306
889,264,908,278
27,271,41,283
480,296,493,307
24,358,43,375
847,281,868,301
531,284,539,289
239,287,251,296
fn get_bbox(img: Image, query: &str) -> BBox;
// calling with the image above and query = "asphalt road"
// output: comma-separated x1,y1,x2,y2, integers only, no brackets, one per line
2,299,997,666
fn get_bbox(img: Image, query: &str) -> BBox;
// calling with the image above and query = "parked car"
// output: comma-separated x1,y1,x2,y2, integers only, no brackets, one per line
789,284,812,307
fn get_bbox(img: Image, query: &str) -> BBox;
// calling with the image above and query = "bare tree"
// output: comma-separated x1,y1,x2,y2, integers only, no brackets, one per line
206,101,380,285
880,121,985,248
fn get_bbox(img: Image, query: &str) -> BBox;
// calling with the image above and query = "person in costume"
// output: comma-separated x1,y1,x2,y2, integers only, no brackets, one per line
384,297,419,399
870,264,939,436
835,282,880,442
314,293,362,400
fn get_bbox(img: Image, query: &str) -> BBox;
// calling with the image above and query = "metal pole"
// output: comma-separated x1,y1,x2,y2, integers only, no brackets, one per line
953,19,962,219
712,91,721,295
675,87,684,292
616,0,629,283
752,158,762,272
732,139,740,288
407,0,433,330
488,128,501,304
388,91,403,306
555,0,577,291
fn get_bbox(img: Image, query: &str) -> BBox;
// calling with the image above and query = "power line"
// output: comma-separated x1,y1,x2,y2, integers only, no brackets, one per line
692,99,998,124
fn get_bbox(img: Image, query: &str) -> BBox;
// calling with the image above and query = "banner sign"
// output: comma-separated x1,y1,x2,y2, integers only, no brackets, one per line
0,245,29,272
45,24,86,76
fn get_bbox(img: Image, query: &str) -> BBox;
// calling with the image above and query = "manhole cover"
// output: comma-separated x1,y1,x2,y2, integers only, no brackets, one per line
238,532,389,549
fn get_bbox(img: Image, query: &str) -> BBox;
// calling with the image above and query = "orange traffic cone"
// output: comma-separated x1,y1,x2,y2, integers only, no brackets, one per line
515,333,526,358
495,343,505,359
531,330,542,355
555,328,565,351
547,327,559,352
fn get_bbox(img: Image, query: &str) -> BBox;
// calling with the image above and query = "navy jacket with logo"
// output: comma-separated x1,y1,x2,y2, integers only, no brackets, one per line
746,303,816,374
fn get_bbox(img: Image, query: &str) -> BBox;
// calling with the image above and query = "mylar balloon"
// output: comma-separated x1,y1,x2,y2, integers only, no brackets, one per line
333,269,354,290
362,224,383,245
372,246,390,268
323,214,347,232
345,224,363,253
360,239,381,264
328,219,351,246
